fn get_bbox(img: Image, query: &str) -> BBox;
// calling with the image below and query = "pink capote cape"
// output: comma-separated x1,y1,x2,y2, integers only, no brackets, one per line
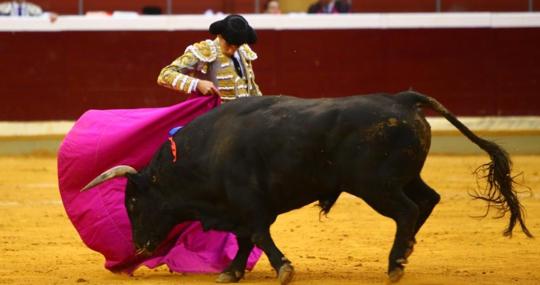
57,95,261,274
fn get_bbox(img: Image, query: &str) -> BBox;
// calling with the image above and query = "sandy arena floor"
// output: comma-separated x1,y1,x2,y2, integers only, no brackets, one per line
0,155,539,285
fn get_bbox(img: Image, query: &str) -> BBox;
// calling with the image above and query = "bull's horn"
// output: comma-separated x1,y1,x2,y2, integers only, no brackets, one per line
81,165,137,192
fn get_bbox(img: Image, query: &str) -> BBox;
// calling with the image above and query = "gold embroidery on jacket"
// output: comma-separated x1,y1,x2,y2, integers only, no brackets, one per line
157,39,261,99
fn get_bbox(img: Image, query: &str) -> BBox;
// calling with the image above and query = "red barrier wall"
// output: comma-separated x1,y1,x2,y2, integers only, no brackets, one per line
27,0,540,14
1,28,539,120
352,0,437,12
352,0,532,12
29,0,79,14
441,0,529,12
27,0,257,14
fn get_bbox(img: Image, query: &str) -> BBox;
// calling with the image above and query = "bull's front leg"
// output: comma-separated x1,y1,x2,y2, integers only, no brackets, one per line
252,229,294,285
216,236,254,283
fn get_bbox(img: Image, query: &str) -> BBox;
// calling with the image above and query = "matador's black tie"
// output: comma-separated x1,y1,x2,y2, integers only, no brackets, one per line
231,56,244,78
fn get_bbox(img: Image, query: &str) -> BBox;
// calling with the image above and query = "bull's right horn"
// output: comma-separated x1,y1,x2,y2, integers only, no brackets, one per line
81,165,137,192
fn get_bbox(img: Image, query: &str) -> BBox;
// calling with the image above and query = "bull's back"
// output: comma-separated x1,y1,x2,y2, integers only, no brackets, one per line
208,94,431,155
178,94,431,212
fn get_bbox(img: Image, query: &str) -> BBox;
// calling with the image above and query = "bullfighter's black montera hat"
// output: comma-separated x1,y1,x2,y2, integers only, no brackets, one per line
209,14,257,46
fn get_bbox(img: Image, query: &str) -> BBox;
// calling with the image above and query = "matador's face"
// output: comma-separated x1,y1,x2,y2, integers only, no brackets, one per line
218,35,239,57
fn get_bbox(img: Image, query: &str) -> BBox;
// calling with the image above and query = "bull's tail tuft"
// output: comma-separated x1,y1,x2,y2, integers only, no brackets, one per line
471,149,533,238
396,91,533,238
317,192,341,219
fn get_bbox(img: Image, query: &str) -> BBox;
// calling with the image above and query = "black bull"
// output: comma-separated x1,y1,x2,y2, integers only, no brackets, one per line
82,91,532,284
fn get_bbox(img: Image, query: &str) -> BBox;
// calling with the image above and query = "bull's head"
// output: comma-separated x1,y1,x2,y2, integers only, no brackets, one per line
81,166,177,256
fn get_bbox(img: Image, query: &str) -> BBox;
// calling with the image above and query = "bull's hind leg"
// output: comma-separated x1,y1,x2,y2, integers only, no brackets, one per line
216,236,254,283
251,228,294,285
352,187,419,283
402,176,441,258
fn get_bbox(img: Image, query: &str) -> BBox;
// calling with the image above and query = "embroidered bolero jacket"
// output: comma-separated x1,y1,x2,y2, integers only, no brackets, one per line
157,38,262,101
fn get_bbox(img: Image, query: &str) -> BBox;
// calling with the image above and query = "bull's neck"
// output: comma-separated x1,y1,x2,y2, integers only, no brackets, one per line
167,196,223,226
166,199,195,222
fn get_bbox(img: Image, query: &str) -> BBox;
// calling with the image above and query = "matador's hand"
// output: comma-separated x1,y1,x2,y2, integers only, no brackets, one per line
196,80,221,96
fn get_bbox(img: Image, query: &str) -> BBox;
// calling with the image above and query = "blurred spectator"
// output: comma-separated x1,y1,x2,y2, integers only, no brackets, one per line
264,0,281,14
307,0,351,14
0,0,57,22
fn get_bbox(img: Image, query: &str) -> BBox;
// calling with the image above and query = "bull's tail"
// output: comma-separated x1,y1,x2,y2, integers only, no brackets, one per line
317,192,341,218
396,91,533,238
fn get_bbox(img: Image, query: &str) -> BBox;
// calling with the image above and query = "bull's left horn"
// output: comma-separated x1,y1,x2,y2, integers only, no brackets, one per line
81,165,137,192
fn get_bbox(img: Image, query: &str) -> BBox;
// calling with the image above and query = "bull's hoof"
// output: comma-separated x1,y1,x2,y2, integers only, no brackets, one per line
387,267,404,283
278,263,295,285
215,271,242,283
